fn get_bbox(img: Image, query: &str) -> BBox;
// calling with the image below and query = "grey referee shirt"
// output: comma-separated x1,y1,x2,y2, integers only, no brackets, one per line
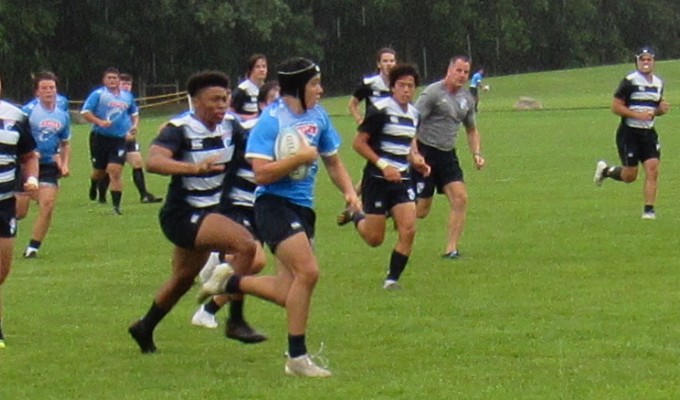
414,80,476,151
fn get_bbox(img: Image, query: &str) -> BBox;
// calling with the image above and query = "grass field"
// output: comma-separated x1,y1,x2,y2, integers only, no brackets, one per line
1,61,680,399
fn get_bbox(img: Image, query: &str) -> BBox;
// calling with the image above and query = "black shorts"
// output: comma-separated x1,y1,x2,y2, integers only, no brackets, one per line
254,194,315,253
0,198,17,238
38,163,61,186
159,203,215,249
219,205,261,242
90,132,127,170
125,139,140,153
361,172,415,215
616,125,660,167
412,141,464,198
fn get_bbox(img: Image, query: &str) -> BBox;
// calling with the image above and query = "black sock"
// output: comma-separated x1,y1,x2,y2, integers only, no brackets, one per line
111,190,122,208
141,302,169,332
203,299,221,315
98,176,110,201
386,250,409,281
229,300,244,322
644,205,654,213
288,334,307,358
28,239,41,250
604,166,623,181
132,168,147,198
225,275,242,294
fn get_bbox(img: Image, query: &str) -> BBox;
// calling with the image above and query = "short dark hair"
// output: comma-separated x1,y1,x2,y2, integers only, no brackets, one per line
33,71,58,90
257,80,279,104
449,55,470,66
186,71,231,97
119,73,133,82
246,53,267,77
376,47,397,62
389,63,420,88
103,67,120,78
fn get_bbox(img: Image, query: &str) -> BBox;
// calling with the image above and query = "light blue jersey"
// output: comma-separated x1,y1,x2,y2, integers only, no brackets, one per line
81,87,138,137
470,71,484,88
22,102,71,164
24,94,69,113
245,98,341,208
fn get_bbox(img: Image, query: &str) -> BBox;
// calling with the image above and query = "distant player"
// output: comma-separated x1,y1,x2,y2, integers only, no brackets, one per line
16,72,72,258
348,47,397,125
230,53,268,121
469,68,486,112
81,67,139,215
338,64,430,290
118,74,162,204
593,46,670,219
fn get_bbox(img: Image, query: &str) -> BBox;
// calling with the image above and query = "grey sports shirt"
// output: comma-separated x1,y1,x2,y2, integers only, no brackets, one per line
414,80,476,151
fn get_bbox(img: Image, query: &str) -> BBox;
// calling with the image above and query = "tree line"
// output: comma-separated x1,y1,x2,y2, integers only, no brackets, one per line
1,0,678,102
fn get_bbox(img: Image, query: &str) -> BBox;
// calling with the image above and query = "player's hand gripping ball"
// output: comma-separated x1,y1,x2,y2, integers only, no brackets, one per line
275,127,310,180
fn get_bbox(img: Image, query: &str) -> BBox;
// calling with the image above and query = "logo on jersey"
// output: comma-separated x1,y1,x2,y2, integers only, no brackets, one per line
40,119,62,130
458,98,469,110
295,123,319,138
191,139,203,150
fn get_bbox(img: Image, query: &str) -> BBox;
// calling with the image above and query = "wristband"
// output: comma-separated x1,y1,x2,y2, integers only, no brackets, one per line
27,176,39,187
375,158,389,170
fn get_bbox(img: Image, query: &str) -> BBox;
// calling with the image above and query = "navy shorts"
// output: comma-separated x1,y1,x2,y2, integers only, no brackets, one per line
361,173,415,215
90,132,127,170
219,205,261,242
0,198,17,238
616,125,660,167
159,203,215,249
125,139,140,153
38,163,61,186
254,194,315,253
412,140,464,198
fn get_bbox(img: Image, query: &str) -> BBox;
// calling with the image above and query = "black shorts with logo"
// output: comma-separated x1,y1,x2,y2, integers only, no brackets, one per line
412,140,464,198
159,203,215,249
616,124,660,167
218,204,261,242
254,194,315,253
90,131,127,170
361,172,415,215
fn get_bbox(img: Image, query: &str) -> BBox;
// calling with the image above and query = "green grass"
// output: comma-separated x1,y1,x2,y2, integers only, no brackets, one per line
2,61,680,399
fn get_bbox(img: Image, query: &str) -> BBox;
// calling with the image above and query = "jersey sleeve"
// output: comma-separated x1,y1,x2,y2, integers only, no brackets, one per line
414,88,434,120
230,87,247,113
246,112,277,161
352,83,371,101
358,105,385,137
317,111,341,156
614,78,633,100
16,117,37,156
152,123,185,158
81,90,101,114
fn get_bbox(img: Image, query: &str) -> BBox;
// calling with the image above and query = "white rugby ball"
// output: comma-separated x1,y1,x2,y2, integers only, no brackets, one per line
274,127,309,180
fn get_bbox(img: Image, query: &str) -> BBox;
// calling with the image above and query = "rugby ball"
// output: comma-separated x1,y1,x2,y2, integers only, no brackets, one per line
274,127,309,180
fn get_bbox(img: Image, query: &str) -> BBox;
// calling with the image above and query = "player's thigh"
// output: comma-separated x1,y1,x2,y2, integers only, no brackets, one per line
390,201,416,232
274,232,319,279
195,212,255,254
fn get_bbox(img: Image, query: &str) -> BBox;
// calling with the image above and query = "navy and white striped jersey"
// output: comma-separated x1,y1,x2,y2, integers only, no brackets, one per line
359,97,419,179
152,112,235,209
0,101,37,201
352,74,391,114
221,116,256,208
615,71,664,129
231,79,259,117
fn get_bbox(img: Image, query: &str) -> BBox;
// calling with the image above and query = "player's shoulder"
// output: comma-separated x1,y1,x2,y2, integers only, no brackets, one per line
372,97,391,111
363,74,381,86
0,100,27,121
